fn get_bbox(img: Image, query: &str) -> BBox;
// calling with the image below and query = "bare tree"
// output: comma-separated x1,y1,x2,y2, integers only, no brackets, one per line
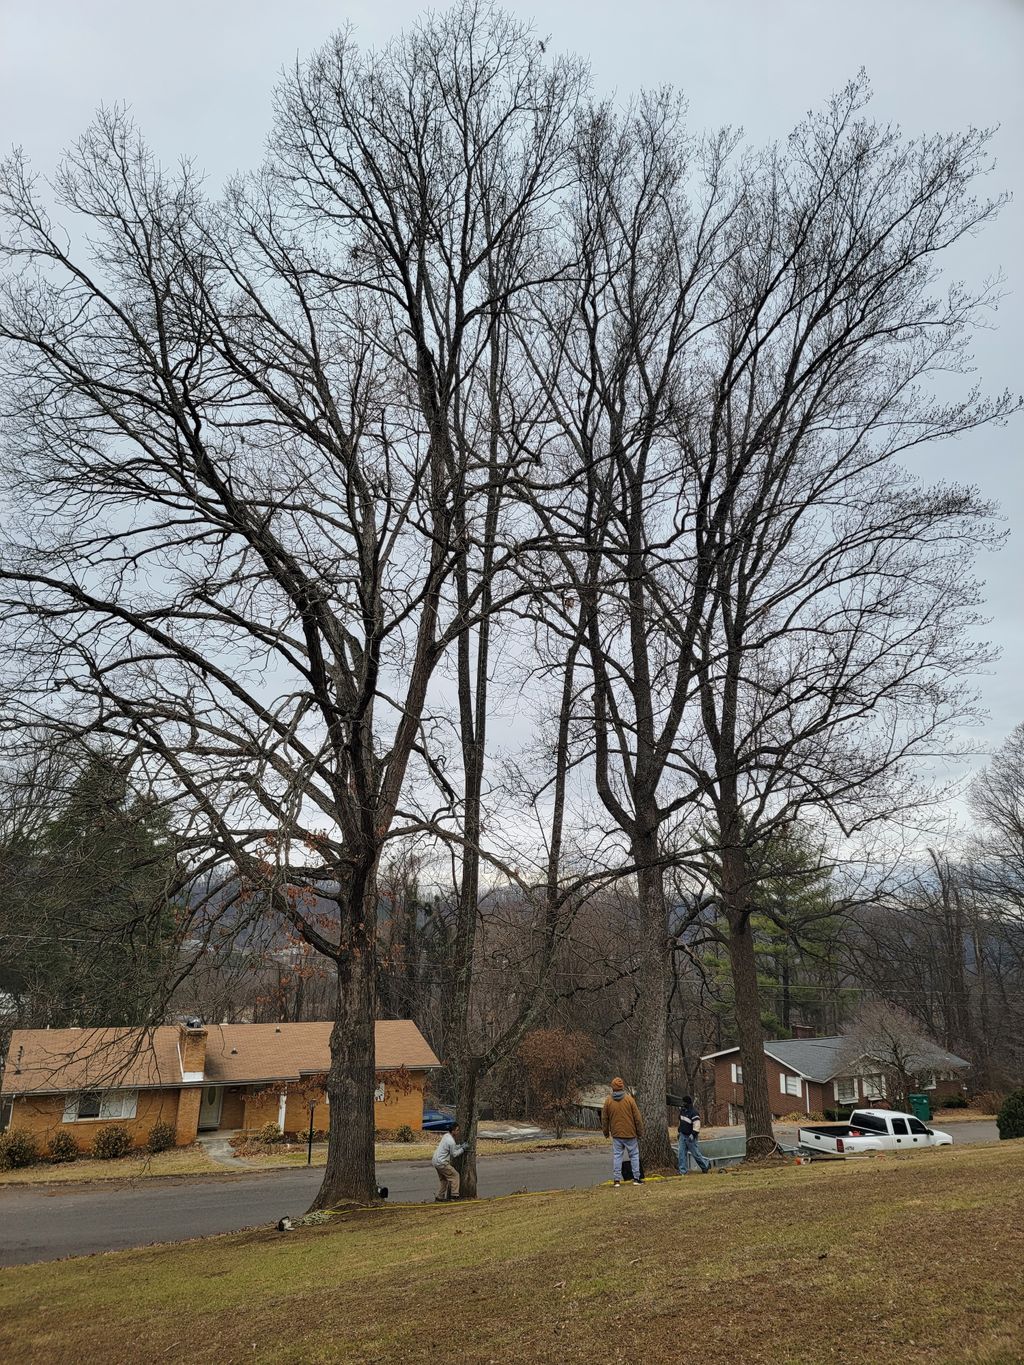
519,1026,594,1137
666,77,1014,1153
838,1000,956,1111
0,6,584,1206
522,94,742,1167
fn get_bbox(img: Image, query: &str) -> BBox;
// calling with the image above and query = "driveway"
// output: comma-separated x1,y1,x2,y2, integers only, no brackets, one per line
0,1121,999,1267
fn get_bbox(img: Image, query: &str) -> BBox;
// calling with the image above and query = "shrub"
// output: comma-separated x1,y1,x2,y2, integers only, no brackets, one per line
973,1090,1006,1116
47,1130,79,1164
396,1124,415,1143
939,1095,968,1110
255,1121,284,1145
146,1121,176,1154
92,1124,133,1160
996,1088,1024,1141
0,1129,39,1170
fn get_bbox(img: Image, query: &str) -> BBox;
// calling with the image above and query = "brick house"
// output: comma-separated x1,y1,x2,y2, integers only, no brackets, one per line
702,1033,969,1124
0,1019,439,1152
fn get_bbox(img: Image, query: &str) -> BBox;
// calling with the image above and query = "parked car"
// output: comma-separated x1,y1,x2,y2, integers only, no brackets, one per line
420,1108,456,1132
798,1108,953,1157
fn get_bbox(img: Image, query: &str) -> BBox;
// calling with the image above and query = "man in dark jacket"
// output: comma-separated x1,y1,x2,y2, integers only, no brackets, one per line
677,1095,711,1174
601,1076,644,1186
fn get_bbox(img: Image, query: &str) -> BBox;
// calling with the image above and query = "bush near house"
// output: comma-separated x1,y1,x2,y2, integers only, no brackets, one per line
996,1088,1024,1140
146,1122,176,1154
0,1130,39,1170
396,1125,415,1143
92,1125,134,1160
973,1090,1007,1116
46,1130,78,1164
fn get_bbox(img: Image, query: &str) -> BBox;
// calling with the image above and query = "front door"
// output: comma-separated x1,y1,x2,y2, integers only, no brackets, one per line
197,1085,223,1131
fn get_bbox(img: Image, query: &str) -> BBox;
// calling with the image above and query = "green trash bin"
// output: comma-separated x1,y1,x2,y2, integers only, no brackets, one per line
908,1093,931,1122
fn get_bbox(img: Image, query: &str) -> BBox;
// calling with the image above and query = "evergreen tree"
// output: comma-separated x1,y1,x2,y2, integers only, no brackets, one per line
1,749,180,1027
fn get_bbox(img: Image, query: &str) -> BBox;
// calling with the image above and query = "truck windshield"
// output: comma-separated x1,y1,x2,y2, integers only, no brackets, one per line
849,1113,887,1133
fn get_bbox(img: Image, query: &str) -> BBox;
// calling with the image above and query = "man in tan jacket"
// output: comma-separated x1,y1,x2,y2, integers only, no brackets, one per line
601,1076,644,1185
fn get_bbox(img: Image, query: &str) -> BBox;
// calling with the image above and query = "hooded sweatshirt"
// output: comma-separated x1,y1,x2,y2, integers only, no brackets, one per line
601,1079,644,1139
432,1132,466,1168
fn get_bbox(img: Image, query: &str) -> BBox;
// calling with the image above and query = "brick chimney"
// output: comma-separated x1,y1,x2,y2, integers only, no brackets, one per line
791,1024,816,1039
178,1021,207,1080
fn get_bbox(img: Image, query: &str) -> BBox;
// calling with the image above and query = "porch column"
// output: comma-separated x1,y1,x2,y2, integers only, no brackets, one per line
277,1091,287,1132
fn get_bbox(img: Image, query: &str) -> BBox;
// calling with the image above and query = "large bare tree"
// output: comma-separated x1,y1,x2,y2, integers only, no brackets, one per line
521,94,742,1166
670,78,1014,1151
0,4,581,1206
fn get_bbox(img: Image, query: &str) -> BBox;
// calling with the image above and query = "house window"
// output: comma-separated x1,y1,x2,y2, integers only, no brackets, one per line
784,1074,802,1098
730,1063,743,1085
919,1072,937,1091
835,1077,857,1106
63,1089,138,1122
374,1083,385,1103
861,1075,884,1101
0,1099,11,1131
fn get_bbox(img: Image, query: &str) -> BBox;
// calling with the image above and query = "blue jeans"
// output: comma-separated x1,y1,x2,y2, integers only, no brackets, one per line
678,1133,710,1174
611,1136,640,1180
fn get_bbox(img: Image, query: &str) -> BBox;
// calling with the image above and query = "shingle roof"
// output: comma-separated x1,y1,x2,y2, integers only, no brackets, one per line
703,1035,970,1082
202,1020,439,1084
1,1027,184,1095
1,1020,440,1096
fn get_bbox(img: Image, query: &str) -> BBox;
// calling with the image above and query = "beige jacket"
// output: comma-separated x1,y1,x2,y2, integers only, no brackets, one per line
601,1092,644,1139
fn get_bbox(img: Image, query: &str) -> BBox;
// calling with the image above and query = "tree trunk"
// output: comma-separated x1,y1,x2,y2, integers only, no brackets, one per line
454,1055,481,1199
971,919,994,1092
722,845,775,1157
309,884,377,1209
634,841,673,1169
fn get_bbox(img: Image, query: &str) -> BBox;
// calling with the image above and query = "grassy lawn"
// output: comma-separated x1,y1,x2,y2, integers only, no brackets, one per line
0,1145,223,1187
2,1143,1022,1364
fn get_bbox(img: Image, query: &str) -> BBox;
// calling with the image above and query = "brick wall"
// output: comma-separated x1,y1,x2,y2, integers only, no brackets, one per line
178,1025,207,1076
9,1088,185,1154
8,1070,434,1149
239,1072,427,1135
711,1053,967,1121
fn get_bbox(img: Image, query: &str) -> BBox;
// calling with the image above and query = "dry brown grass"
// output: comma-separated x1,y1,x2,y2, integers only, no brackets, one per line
0,1145,221,1186
1,1140,1022,1363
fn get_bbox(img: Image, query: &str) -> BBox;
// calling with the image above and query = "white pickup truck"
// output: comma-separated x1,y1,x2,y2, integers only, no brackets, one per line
797,1108,953,1157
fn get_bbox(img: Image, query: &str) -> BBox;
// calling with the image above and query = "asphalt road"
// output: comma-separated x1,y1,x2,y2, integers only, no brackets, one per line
0,1120,998,1267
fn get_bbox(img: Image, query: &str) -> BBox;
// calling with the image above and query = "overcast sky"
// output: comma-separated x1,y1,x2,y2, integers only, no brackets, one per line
1,0,1021,819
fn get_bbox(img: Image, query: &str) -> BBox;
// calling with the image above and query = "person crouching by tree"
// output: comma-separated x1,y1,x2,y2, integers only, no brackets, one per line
602,1077,644,1186
677,1095,711,1175
432,1123,466,1202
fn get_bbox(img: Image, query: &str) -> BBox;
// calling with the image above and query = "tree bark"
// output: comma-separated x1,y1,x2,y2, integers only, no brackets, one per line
722,846,775,1157
310,881,378,1209
634,837,674,1169
454,1055,481,1199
